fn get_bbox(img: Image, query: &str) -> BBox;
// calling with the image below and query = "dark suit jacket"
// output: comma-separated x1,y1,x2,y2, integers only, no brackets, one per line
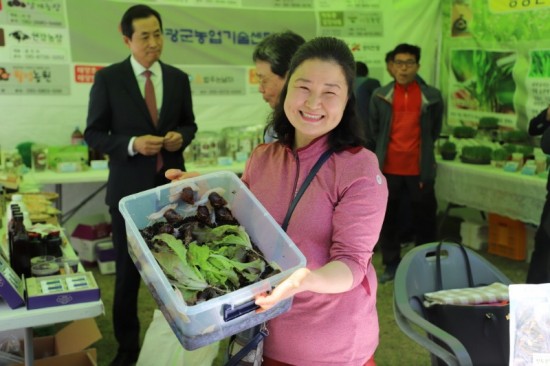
354,76,381,149
85,57,197,207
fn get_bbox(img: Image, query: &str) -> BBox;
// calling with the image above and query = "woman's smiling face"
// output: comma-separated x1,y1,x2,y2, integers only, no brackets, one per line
284,58,348,149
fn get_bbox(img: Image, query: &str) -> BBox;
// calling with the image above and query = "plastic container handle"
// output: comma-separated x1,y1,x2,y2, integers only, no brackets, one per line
223,300,259,322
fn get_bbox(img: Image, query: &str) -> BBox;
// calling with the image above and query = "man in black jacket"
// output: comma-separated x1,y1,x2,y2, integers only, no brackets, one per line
84,5,197,365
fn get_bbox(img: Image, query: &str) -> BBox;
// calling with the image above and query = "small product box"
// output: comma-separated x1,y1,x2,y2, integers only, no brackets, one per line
70,238,109,263
71,221,111,241
96,241,116,275
71,219,111,263
46,145,89,172
0,255,25,309
119,171,307,350
460,221,488,251
25,272,100,310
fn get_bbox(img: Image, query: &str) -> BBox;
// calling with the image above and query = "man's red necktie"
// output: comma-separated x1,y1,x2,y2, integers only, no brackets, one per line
143,70,163,172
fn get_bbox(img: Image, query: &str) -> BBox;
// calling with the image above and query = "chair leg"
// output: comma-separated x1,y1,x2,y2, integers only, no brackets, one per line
480,211,486,222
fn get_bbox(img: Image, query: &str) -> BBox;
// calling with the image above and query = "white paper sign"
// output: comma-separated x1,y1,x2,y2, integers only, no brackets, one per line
509,284,550,366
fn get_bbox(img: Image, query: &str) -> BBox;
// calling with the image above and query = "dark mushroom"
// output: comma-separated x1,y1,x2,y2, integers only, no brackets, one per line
163,208,184,225
196,205,213,227
215,206,238,225
180,186,195,204
208,191,227,208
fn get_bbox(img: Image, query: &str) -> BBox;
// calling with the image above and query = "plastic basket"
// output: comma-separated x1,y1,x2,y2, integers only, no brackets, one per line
119,171,306,350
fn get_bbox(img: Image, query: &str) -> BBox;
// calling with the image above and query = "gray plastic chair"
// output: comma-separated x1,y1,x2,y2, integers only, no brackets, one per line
393,241,512,366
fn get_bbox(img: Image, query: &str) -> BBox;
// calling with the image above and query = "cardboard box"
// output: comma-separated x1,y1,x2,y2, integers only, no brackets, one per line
119,171,306,350
46,145,89,172
25,272,100,310
71,222,111,242
0,256,25,309
12,318,101,366
70,215,112,263
69,238,108,263
96,242,115,275
460,221,488,251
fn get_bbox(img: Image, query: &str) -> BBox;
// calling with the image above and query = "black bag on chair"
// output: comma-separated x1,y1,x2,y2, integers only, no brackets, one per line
422,241,509,366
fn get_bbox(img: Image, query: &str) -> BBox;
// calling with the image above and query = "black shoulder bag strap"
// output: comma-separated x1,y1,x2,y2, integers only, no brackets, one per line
435,239,474,291
281,148,334,232
225,148,333,366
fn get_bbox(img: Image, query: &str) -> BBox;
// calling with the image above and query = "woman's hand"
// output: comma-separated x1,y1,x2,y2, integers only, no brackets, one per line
254,261,353,311
165,169,200,181
255,267,311,311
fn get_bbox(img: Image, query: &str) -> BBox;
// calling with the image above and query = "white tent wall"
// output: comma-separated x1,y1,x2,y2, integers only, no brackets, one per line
0,0,442,233
383,0,442,87
0,0,443,151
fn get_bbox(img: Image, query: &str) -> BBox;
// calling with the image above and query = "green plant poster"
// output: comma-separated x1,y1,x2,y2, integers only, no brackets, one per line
441,0,550,131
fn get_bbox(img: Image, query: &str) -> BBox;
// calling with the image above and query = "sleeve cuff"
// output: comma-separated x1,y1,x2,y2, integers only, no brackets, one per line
128,137,137,156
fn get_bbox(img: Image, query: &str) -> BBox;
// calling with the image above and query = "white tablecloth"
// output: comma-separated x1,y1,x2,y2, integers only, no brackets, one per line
436,159,547,226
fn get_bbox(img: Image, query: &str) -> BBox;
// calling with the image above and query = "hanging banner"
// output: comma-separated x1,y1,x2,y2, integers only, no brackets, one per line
488,0,550,13
441,0,550,130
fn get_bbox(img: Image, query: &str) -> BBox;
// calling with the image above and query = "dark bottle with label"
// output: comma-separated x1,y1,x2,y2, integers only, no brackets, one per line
44,231,63,258
7,205,21,251
10,213,31,278
71,126,84,145
27,231,44,259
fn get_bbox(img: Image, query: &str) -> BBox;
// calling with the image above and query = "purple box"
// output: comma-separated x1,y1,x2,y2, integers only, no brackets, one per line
0,256,25,309
25,272,100,310
72,222,111,241
96,241,115,262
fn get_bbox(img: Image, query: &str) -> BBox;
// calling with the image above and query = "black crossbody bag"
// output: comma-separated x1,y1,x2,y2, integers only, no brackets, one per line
226,149,333,366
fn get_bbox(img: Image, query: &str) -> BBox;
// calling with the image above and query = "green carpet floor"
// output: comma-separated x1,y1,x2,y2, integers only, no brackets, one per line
60,216,530,366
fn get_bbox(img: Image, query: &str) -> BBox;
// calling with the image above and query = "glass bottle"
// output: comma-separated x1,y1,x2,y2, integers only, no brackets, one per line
71,126,84,145
10,213,31,278
44,230,63,258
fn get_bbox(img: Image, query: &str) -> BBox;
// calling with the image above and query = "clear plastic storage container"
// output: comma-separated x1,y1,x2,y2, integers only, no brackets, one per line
119,171,306,350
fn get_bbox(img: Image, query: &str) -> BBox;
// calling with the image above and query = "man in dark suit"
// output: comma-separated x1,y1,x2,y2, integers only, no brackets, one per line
84,5,197,366
354,61,381,151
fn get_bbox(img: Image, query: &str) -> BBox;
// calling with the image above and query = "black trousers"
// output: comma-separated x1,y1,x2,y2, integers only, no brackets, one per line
379,174,438,267
110,205,141,353
527,198,550,283
110,172,169,354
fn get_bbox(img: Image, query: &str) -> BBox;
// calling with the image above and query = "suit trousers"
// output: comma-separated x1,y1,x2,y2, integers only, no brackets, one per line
110,172,169,353
379,174,437,267
110,205,141,354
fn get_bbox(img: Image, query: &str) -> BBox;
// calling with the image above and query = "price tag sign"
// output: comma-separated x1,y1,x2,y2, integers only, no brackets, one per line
489,0,550,13
504,161,520,172
521,165,537,176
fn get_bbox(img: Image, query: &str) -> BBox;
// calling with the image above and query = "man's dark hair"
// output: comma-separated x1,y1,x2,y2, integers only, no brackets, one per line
385,50,394,63
356,61,369,77
392,43,421,63
269,36,365,150
120,4,163,38
252,31,306,78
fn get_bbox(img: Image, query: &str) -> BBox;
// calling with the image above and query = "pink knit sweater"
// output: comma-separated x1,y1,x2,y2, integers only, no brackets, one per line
241,135,388,365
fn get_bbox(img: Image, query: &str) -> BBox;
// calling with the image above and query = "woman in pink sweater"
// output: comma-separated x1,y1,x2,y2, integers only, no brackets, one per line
168,37,387,365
